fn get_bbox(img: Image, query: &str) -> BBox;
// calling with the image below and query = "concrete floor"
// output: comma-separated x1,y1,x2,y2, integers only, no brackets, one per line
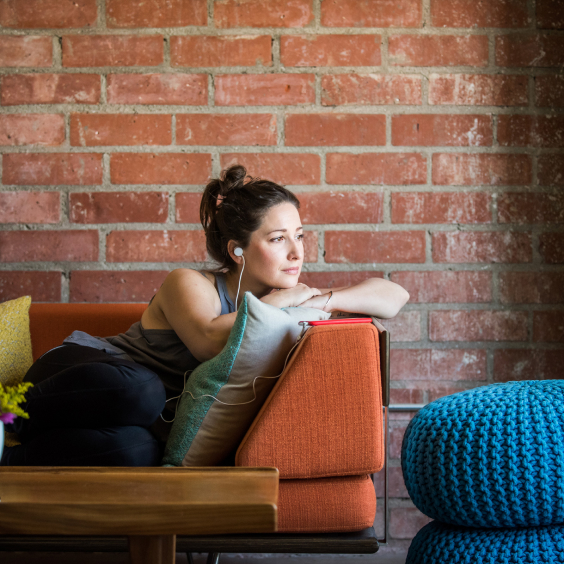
2,551,408,564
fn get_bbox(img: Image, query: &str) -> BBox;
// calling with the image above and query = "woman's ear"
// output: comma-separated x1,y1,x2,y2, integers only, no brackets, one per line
227,240,244,265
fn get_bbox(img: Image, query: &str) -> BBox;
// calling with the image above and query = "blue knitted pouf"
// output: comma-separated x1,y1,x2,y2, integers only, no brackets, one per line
401,380,564,528
406,521,564,564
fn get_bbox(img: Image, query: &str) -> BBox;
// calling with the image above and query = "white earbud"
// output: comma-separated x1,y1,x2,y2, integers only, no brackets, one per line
234,247,243,257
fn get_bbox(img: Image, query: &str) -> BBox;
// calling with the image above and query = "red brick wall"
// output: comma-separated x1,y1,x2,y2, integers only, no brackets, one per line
1,0,563,550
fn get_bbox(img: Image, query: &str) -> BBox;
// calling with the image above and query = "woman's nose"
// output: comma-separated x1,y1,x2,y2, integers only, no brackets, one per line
288,238,303,260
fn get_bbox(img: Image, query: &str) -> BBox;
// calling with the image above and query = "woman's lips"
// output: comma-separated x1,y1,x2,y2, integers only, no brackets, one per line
282,268,300,275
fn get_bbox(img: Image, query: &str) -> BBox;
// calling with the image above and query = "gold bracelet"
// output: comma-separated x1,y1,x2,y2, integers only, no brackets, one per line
323,291,333,312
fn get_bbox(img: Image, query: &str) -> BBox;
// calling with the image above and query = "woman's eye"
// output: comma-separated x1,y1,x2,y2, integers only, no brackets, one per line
271,236,284,242
297,234,304,241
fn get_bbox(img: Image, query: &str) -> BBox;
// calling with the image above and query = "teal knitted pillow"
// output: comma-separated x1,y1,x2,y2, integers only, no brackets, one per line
162,292,330,467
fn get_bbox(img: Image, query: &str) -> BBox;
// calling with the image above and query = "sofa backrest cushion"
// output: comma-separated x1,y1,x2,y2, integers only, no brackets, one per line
235,322,384,479
29,303,146,361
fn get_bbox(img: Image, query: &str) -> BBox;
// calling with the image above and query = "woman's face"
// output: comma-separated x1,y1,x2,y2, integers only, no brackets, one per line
242,202,304,290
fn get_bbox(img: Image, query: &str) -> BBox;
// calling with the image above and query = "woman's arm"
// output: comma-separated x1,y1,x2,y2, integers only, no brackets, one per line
298,277,409,319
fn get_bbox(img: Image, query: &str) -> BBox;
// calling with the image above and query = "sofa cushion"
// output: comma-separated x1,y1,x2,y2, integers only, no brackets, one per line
29,303,147,361
0,296,33,387
278,475,376,533
236,322,384,479
162,292,330,467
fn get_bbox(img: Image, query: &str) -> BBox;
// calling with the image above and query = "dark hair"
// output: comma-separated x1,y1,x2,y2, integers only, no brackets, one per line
200,164,300,272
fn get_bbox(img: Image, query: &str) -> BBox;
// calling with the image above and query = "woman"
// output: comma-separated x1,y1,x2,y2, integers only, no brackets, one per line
1,165,409,467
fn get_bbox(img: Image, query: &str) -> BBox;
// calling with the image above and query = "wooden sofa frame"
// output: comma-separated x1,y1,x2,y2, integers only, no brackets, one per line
0,320,391,562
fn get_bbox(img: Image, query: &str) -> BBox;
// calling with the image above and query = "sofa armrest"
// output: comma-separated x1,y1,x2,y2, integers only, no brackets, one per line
235,322,384,479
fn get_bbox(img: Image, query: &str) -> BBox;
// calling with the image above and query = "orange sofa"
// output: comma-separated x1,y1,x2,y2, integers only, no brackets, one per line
4,303,389,555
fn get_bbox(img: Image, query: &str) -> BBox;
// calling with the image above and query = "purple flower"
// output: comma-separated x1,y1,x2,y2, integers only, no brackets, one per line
0,412,16,424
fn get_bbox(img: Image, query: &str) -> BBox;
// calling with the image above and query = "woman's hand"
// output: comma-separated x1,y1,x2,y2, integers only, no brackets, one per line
259,283,321,309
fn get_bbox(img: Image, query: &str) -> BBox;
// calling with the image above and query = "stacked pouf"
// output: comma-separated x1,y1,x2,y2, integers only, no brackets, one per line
401,380,564,564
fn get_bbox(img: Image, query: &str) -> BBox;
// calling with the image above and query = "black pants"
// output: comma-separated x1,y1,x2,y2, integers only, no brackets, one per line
0,344,166,467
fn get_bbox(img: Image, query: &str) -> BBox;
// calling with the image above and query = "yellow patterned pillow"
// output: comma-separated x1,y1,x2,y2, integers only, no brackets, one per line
0,295,33,387
1,296,33,448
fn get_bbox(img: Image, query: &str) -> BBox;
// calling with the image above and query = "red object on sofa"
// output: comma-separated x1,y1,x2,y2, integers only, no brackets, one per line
27,304,384,533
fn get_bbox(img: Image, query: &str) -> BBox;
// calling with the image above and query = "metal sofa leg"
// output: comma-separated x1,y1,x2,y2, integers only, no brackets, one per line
206,553,221,564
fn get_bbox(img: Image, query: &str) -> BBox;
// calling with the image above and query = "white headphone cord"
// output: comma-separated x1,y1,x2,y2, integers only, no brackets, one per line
160,331,307,424
235,255,245,311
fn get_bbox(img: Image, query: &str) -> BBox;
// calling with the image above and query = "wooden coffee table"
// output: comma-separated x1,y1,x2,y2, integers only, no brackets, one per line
0,467,279,564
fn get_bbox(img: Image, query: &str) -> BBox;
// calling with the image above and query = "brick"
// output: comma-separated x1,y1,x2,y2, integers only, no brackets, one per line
70,192,168,223
220,153,320,185
431,0,529,28
539,233,564,263
392,114,492,147
214,0,314,28
390,271,492,303
106,0,206,27
321,74,422,106
303,231,318,263
391,349,487,380
0,271,61,303
428,385,476,402
390,509,432,539
70,114,171,146
285,113,386,146
494,349,564,381
215,74,315,106
432,232,532,263
0,36,52,67
534,311,564,343
430,310,528,341
110,153,211,185
1,73,101,105
0,230,98,262
389,388,426,405
297,192,383,223
432,153,532,186
297,271,382,289
0,0,97,28
389,421,410,459
374,466,409,498
392,192,491,224
500,272,564,304
69,270,168,303
498,192,564,224
0,191,60,223
496,34,564,67
107,74,207,105
326,153,426,185
0,114,65,146
281,35,380,67
321,0,422,27
177,114,276,146
62,35,163,67
176,193,202,224
3,153,103,186
537,0,564,29
383,311,421,342
498,115,564,148
171,36,271,68
429,74,528,106
538,155,564,186
389,35,488,67
535,75,564,108
106,230,206,262
325,231,426,263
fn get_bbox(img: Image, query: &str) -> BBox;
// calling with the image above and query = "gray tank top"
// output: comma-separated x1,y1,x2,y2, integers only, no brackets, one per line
65,272,236,410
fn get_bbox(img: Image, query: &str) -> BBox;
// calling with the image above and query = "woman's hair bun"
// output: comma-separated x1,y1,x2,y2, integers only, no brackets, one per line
200,164,300,272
